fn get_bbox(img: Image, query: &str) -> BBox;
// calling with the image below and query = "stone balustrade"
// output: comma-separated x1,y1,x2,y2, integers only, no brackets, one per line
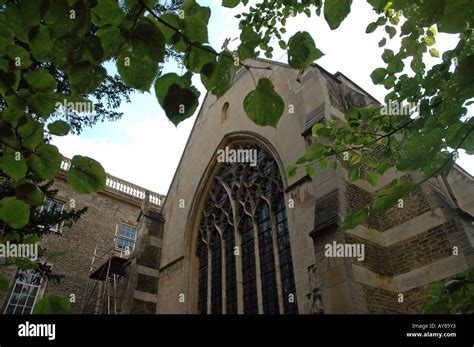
60,158,165,206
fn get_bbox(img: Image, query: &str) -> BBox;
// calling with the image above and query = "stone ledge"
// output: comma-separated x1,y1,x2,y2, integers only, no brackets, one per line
346,208,447,247
133,290,158,303
137,265,160,278
353,255,468,292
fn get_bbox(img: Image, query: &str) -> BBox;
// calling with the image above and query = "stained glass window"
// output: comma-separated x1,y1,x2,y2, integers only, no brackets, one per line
196,142,298,314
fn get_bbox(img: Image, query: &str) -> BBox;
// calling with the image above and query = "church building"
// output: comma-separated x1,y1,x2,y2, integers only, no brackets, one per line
1,59,473,314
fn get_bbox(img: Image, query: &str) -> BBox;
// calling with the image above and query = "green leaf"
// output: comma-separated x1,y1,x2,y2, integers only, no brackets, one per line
429,48,440,58
185,45,216,73
319,158,329,170
348,167,359,182
305,143,325,160
287,31,324,69
243,78,284,127
385,26,396,39
222,0,240,8
33,295,70,314
342,207,368,230
372,181,414,215
28,92,58,119
0,197,30,229
183,16,208,44
370,67,387,84
378,38,386,47
15,181,45,206
312,123,325,137
181,0,211,24
0,152,27,180
46,0,90,39
324,0,352,30
438,0,471,33
96,25,125,60
17,116,44,149
201,51,237,97
0,273,10,292
51,35,82,69
383,75,396,89
67,155,107,193
364,156,379,169
382,49,394,63
367,0,388,12
154,73,200,125
423,36,436,46
163,84,200,126
24,68,57,92
28,144,62,180
69,62,107,95
6,44,32,68
155,13,183,44
366,171,380,187
286,164,297,178
117,20,165,91
238,27,260,60
14,257,38,270
366,22,377,33
397,131,443,171
117,52,159,91
28,25,52,62
48,120,70,136
24,234,41,244
305,165,316,176
0,15,14,50
350,154,362,164
91,0,124,26
0,69,20,93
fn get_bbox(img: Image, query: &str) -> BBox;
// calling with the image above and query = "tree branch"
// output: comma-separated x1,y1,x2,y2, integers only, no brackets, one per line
140,0,273,71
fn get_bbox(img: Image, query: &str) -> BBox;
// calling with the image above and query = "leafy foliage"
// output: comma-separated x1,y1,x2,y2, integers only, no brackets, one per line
282,0,473,229
32,294,71,314
420,267,474,314
0,0,472,313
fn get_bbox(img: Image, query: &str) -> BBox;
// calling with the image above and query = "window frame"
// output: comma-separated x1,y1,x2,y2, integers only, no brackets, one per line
40,198,65,233
4,269,43,315
116,223,138,255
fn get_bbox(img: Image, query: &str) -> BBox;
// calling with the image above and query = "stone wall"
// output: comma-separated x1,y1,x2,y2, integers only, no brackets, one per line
0,173,162,314
39,177,143,313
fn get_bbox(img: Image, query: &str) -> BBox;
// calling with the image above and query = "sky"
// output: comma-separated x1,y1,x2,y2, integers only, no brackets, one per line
52,0,473,196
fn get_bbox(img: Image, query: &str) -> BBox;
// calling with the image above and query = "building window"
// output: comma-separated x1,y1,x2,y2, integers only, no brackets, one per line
196,142,298,314
116,224,137,254
41,198,64,232
221,102,229,123
4,269,43,314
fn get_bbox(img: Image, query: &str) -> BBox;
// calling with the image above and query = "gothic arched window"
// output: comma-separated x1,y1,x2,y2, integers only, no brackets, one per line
196,142,298,314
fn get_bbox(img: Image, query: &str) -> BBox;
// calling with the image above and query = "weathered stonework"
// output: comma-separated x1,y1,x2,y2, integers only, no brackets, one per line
2,58,473,315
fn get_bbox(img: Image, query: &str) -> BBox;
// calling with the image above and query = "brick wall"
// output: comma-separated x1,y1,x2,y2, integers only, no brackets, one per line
345,221,454,277
34,178,142,313
362,283,433,314
345,176,431,231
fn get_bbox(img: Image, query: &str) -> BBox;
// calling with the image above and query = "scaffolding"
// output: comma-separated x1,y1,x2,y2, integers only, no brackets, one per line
80,226,132,314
